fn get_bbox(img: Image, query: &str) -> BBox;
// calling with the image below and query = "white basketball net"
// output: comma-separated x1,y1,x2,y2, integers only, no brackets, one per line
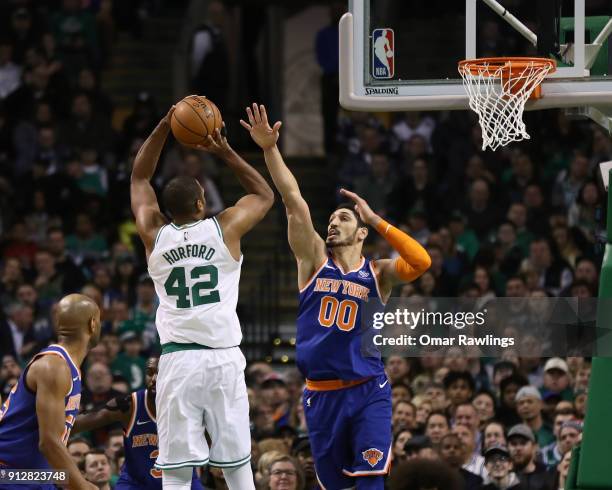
459,60,554,151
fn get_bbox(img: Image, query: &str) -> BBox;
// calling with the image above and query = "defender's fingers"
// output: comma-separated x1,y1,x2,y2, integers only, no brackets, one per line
260,105,268,124
246,107,255,126
252,103,262,124
239,119,252,131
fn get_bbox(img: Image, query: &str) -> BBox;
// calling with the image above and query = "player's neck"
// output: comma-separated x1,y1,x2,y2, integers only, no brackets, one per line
172,214,202,226
330,247,363,273
57,337,89,367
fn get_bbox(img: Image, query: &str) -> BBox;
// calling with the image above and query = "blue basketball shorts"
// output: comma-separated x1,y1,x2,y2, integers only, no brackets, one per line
303,374,392,489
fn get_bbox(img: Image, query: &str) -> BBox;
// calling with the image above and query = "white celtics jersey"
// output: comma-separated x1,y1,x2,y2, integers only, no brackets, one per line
148,217,243,348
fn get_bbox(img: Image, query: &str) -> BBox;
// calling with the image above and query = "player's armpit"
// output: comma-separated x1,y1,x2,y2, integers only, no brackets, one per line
72,395,131,433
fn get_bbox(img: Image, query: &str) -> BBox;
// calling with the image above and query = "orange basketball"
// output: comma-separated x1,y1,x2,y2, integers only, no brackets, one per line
170,95,223,148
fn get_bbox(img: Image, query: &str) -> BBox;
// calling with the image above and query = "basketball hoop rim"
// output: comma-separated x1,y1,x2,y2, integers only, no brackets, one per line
458,57,557,78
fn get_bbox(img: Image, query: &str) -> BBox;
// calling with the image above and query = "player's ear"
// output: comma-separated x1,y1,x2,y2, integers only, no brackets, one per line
358,226,368,241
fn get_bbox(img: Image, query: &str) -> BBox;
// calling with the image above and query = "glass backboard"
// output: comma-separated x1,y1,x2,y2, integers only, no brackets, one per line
340,0,612,128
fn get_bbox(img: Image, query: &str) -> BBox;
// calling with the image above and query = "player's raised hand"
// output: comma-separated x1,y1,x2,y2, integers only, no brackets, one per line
339,188,379,226
240,103,282,150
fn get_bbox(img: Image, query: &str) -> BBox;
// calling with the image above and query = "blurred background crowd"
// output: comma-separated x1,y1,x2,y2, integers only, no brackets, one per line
0,0,610,489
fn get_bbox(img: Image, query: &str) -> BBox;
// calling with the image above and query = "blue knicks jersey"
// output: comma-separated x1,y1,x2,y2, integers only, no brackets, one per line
0,345,81,469
297,256,386,380
121,390,201,490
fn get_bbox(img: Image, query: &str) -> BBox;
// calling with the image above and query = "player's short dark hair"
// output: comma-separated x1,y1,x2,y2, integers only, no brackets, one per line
162,176,203,219
335,202,366,228
442,371,476,393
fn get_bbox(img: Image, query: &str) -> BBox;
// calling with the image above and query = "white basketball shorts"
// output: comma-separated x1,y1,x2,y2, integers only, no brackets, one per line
154,346,251,470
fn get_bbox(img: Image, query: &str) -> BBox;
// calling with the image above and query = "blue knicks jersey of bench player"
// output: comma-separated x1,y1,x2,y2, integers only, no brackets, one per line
297,256,386,380
0,345,81,469
120,390,201,490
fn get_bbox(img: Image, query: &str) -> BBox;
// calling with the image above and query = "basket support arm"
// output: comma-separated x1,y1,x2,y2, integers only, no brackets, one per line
480,0,537,47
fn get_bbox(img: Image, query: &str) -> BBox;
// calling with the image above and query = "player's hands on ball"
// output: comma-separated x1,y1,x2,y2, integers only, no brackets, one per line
240,103,282,150
339,188,379,226
161,105,176,126
197,124,231,155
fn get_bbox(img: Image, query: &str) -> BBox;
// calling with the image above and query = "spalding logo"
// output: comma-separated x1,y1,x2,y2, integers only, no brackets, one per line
362,448,383,467
191,96,213,117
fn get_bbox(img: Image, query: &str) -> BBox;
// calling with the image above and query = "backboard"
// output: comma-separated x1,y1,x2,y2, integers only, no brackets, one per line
340,0,612,130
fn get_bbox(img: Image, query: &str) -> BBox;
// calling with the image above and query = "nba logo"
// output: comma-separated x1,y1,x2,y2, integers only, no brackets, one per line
372,28,394,79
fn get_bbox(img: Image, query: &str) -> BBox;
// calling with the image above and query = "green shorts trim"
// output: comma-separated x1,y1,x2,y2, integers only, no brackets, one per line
208,454,252,468
160,342,213,355
160,342,240,355
155,458,210,469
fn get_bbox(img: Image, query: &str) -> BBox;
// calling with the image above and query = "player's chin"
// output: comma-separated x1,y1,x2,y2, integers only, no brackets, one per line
326,236,341,247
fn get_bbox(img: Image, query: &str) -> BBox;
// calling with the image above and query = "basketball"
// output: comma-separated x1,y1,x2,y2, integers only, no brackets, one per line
170,95,223,147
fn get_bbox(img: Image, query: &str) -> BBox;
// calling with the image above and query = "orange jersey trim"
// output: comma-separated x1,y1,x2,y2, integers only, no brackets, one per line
48,344,82,379
330,256,365,275
305,377,371,391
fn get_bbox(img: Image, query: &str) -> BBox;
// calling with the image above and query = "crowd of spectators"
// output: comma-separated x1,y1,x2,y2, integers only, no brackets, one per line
0,1,610,489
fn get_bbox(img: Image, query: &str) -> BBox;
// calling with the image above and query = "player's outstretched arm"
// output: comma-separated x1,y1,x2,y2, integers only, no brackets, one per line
240,104,326,272
340,189,431,301
201,125,274,259
73,395,132,433
130,107,173,256
28,356,97,490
